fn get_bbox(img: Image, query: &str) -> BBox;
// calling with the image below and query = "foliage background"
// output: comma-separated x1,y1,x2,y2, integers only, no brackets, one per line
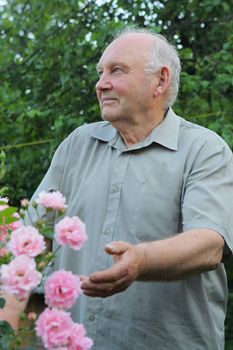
0,0,232,348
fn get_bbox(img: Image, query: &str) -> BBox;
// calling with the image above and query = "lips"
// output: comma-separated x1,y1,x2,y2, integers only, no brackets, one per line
101,96,118,104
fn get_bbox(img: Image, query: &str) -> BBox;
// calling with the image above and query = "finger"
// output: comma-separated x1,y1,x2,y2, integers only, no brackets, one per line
82,275,132,298
79,275,89,287
82,274,127,291
105,241,131,255
79,275,88,281
89,262,128,284
83,283,130,298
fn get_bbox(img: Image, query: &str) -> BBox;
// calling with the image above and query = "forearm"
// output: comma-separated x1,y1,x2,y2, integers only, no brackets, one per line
136,229,225,281
81,228,225,297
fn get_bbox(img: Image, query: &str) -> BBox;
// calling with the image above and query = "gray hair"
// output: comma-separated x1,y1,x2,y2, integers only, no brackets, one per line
114,28,181,108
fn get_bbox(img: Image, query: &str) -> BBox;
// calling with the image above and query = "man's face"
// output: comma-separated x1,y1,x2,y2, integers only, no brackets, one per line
96,34,156,126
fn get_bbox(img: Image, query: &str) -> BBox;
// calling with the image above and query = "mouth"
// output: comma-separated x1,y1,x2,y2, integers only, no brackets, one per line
101,97,118,105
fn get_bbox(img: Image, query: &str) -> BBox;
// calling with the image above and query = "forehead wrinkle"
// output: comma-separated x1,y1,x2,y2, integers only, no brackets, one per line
96,36,153,73
98,32,153,64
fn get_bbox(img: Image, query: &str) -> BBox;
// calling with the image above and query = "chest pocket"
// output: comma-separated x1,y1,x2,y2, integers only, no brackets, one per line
130,183,181,243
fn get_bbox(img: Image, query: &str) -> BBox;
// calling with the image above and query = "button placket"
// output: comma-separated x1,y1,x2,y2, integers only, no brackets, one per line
84,152,130,341
98,153,130,257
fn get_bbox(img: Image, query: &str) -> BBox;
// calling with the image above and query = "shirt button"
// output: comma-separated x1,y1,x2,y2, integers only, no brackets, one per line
89,315,95,321
112,185,120,193
103,228,111,235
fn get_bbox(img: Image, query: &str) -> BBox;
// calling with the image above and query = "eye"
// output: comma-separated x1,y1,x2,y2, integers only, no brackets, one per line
112,66,123,74
97,70,103,76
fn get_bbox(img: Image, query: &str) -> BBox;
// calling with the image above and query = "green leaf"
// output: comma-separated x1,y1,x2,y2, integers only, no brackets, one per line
0,216,18,225
0,207,19,225
0,297,6,308
0,207,17,216
26,109,42,119
0,253,12,265
0,338,12,350
0,320,14,336
40,226,54,240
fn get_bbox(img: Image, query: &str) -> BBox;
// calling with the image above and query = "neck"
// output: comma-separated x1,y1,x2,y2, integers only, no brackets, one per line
113,108,166,148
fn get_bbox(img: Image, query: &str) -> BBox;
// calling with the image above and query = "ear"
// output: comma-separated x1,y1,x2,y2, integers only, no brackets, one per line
153,66,170,97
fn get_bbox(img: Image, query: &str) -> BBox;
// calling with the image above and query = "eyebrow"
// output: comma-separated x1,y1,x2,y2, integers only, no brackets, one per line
96,61,130,72
96,63,102,72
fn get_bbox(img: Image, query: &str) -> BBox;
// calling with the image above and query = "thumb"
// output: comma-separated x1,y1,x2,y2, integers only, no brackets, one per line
105,241,131,255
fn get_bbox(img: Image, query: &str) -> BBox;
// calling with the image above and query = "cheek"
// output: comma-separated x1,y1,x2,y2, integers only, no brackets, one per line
96,89,101,103
111,78,129,97
116,76,149,100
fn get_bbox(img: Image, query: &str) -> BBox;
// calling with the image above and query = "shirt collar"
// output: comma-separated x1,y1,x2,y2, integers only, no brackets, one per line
86,108,180,151
86,121,118,142
151,108,180,151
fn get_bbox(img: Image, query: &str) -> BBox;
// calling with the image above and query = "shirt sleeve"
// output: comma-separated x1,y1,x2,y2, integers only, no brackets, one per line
181,135,233,257
25,137,69,225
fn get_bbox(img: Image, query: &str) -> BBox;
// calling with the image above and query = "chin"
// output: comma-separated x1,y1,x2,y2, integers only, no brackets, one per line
101,112,119,122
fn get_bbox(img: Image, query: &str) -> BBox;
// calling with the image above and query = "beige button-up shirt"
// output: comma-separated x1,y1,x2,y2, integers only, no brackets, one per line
32,108,233,350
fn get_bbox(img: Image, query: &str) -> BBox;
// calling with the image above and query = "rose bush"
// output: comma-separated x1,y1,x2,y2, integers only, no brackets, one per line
0,191,93,350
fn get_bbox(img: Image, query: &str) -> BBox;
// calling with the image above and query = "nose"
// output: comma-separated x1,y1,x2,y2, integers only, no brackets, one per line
96,72,112,92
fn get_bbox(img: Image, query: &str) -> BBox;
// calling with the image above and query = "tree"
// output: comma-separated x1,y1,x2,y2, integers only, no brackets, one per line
0,0,232,198
0,0,233,347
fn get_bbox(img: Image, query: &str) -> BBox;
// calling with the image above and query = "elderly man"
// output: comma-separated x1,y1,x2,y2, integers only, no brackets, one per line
2,28,233,349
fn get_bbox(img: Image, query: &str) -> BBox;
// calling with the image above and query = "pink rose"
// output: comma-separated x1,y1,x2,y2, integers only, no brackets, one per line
8,225,46,257
35,307,73,349
68,323,93,350
9,219,22,232
20,198,29,208
36,191,67,211
27,312,37,321
45,270,82,309
0,255,42,300
55,216,87,250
